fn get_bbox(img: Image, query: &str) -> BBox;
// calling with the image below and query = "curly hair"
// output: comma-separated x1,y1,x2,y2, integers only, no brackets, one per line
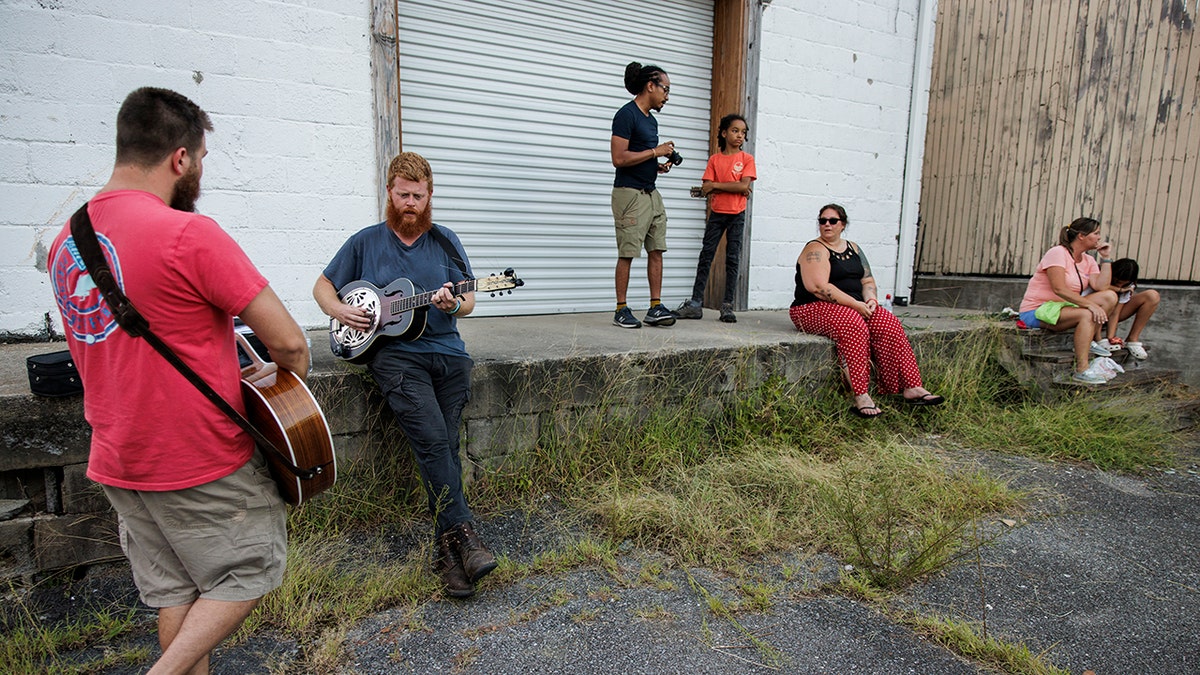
716,113,747,151
386,152,434,191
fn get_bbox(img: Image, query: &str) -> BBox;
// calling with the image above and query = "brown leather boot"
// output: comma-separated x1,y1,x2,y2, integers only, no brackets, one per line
435,531,474,598
450,521,498,583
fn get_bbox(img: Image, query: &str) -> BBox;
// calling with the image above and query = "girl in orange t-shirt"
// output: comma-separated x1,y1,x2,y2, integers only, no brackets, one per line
675,113,757,323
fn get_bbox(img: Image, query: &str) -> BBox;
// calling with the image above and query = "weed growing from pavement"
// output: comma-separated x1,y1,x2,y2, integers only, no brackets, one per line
1,574,149,674
899,611,1070,675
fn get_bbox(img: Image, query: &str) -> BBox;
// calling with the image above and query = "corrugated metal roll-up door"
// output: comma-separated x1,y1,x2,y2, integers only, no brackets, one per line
397,0,713,316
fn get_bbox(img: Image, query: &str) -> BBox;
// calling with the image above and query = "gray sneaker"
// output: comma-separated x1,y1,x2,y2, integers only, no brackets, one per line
675,300,703,319
643,304,677,327
719,304,737,323
1071,369,1107,385
613,306,642,328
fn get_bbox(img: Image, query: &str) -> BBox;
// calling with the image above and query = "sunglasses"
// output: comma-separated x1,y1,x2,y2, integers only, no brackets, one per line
818,218,843,225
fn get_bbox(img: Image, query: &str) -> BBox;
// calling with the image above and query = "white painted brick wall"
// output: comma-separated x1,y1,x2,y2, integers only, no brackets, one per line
2,0,932,336
0,0,374,336
750,0,928,310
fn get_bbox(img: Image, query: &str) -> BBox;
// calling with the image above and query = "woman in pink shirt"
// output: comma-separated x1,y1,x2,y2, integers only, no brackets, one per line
1018,217,1120,384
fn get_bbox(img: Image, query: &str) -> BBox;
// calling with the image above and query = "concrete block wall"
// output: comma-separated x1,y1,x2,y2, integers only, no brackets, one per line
0,1,376,337
0,333,842,581
750,0,929,309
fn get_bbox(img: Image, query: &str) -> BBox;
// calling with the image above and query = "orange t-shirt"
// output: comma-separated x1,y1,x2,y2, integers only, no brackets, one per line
702,150,757,214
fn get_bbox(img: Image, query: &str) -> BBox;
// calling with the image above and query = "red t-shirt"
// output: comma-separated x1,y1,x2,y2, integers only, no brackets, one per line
702,150,757,214
48,190,268,491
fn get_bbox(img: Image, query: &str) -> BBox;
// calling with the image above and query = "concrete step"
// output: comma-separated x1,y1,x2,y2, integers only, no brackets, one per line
1023,350,1074,364
1089,385,1200,431
1051,365,1181,391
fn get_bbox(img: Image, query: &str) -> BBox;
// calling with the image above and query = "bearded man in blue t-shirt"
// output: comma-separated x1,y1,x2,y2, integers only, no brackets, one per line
313,152,497,598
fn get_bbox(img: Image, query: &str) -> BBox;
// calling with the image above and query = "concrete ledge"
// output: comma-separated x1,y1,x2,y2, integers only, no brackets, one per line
915,275,1200,387
0,307,991,579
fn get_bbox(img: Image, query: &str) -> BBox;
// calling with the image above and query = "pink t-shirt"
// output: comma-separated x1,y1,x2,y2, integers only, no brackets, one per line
702,150,757,214
48,190,268,491
1019,246,1099,312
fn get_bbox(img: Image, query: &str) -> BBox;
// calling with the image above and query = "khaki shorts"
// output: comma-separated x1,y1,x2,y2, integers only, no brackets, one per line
103,451,287,608
611,187,668,257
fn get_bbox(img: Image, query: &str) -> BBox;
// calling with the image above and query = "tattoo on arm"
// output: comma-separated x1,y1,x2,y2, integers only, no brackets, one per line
804,251,823,263
816,288,835,301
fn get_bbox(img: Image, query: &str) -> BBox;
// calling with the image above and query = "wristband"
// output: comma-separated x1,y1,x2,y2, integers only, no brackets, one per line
447,298,461,315
1100,259,1113,264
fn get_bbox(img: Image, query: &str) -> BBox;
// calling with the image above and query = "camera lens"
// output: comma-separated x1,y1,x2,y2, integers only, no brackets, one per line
668,150,683,166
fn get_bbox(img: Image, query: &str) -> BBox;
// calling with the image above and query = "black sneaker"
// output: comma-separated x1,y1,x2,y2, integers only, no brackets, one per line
643,304,677,327
613,306,642,329
675,300,703,319
719,304,736,323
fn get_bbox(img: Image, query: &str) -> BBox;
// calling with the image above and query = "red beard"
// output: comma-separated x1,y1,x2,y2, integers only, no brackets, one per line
386,199,433,240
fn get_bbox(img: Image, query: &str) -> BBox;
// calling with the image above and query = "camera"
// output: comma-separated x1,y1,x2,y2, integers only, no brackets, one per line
666,150,683,166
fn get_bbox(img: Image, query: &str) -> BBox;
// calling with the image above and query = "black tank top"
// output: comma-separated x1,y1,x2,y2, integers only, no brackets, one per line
792,241,865,306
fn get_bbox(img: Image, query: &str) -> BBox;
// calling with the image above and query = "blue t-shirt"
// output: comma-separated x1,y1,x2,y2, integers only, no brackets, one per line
322,222,473,357
612,100,659,191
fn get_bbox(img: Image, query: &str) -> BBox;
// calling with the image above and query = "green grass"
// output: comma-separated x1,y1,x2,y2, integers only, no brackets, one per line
7,322,1187,673
0,594,145,675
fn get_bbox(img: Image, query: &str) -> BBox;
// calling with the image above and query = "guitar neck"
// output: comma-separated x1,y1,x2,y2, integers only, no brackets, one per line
390,279,475,314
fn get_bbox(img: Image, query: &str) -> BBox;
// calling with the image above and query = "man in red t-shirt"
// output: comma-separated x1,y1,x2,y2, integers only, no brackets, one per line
47,87,309,674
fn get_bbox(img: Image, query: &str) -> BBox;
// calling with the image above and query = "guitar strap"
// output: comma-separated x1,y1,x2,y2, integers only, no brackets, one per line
429,225,470,280
68,202,319,479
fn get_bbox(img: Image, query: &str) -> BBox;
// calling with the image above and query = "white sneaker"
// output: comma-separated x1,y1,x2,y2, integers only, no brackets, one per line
1091,357,1124,381
1125,342,1148,360
1089,341,1111,357
1072,368,1107,385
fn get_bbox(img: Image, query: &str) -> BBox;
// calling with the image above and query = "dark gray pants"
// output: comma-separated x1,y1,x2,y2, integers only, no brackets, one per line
690,210,745,305
369,350,473,539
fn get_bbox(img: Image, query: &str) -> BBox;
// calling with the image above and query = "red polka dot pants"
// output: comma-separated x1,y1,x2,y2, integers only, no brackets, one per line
789,302,923,396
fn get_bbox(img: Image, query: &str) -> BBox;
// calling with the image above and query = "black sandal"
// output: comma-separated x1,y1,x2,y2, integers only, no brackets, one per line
850,404,884,418
903,393,945,406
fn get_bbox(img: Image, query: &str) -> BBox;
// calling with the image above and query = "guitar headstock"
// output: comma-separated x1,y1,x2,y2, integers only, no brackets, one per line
475,268,525,296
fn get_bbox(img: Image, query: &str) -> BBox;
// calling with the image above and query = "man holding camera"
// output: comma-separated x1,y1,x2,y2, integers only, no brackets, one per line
609,61,679,329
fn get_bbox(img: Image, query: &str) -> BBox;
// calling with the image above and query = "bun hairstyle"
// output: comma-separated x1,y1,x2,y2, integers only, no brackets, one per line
624,61,667,95
818,203,849,225
717,113,748,151
1058,216,1100,246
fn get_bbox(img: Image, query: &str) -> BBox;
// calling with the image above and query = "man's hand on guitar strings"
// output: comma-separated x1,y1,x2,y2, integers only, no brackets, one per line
335,303,373,331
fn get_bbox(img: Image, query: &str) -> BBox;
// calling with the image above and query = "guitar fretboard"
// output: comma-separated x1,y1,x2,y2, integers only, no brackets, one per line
388,279,476,314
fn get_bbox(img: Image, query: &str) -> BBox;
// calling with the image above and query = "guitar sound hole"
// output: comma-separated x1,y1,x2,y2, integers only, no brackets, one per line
334,288,380,349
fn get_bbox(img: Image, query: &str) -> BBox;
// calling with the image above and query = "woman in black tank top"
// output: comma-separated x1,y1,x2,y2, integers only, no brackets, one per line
789,204,944,417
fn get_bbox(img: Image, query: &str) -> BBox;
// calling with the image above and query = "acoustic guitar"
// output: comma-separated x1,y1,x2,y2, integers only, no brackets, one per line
236,333,336,505
329,269,524,363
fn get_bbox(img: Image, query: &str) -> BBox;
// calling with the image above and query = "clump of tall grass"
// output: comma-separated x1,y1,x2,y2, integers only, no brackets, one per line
483,322,1183,587
910,323,1177,470
0,585,146,675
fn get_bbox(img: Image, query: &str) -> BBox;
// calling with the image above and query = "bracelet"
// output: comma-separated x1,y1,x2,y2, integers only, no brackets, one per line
1100,259,1113,264
651,148,657,158
447,298,461,315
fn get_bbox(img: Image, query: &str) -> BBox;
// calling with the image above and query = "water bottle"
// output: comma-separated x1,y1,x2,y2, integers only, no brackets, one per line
881,294,893,310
